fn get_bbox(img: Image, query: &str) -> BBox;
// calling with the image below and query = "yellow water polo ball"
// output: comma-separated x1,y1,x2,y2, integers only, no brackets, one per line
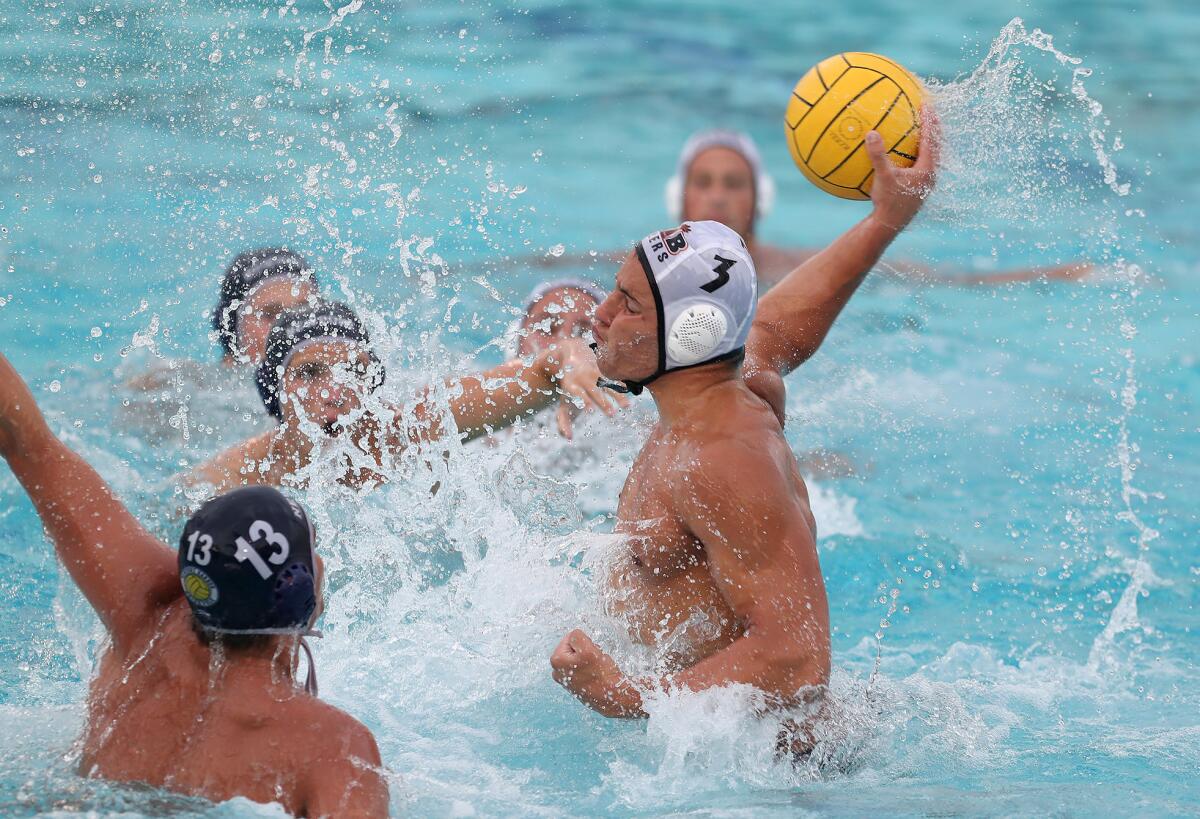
784,52,925,200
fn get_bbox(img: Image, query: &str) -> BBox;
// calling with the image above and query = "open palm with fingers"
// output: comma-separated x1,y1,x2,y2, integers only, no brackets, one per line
546,337,630,439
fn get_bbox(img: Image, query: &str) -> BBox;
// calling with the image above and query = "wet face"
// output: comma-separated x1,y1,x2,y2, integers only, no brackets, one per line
592,252,659,383
235,277,319,364
682,146,756,237
518,287,600,357
279,340,374,436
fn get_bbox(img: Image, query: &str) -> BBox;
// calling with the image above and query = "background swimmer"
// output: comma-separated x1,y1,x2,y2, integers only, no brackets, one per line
509,277,630,438
119,248,321,444
212,248,321,366
0,352,388,816
193,299,622,492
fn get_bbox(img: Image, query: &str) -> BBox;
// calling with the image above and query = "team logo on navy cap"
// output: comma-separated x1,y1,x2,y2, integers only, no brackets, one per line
182,566,219,607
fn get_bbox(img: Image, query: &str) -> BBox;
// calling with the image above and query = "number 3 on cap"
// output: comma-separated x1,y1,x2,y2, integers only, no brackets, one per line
234,520,292,580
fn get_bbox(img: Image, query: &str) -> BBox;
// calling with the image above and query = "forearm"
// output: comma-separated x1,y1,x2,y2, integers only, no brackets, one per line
644,632,826,711
752,214,899,374
446,357,557,442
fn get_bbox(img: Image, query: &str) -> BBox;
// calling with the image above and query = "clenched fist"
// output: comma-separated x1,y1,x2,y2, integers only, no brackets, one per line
550,629,644,718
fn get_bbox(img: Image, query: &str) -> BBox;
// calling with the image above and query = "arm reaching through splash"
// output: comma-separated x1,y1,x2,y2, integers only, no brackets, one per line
0,352,178,654
363,336,624,454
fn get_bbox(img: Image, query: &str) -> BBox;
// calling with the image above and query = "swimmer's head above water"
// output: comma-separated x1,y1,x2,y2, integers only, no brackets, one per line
256,300,385,435
213,248,320,365
180,486,324,693
665,130,775,239
513,278,607,358
592,220,757,395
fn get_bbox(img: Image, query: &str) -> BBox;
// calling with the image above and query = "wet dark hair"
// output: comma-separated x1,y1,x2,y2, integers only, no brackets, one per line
255,300,385,420
212,247,316,357
190,620,273,653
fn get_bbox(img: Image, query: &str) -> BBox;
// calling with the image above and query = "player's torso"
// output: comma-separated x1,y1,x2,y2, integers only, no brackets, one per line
81,603,306,814
606,387,815,668
608,429,740,667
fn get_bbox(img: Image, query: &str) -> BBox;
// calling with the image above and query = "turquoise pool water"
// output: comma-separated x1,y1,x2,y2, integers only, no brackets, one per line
0,0,1197,815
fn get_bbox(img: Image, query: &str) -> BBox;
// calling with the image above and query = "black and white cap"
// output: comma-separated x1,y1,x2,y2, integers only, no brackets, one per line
609,221,757,395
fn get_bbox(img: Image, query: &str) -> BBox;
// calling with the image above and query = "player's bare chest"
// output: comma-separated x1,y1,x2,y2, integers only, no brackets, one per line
615,436,701,575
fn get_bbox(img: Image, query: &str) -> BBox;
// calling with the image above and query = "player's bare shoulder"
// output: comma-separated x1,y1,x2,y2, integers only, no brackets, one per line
189,431,273,492
296,700,388,817
741,358,787,427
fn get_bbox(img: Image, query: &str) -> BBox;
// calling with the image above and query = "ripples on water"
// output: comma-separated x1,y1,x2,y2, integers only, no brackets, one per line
0,3,1196,816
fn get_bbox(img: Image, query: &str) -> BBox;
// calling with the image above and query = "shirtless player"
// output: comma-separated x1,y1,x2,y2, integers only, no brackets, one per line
549,113,940,721
0,352,387,815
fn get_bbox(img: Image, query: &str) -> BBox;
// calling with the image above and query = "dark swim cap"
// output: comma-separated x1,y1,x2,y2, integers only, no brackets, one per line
179,486,318,634
212,248,316,357
255,300,385,420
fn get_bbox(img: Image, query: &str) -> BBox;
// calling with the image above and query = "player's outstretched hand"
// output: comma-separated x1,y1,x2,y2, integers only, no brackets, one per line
866,104,941,232
545,337,630,440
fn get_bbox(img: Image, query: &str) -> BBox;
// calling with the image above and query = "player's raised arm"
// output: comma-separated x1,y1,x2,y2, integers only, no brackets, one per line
746,106,940,378
0,352,178,652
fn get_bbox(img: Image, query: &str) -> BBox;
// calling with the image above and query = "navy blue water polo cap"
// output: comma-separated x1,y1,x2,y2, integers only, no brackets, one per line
212,247,316,357
179,486,318,634
255,300,385,420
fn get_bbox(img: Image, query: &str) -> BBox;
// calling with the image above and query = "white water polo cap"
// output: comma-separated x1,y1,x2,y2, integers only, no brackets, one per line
606,221,757,395
664,130,776,223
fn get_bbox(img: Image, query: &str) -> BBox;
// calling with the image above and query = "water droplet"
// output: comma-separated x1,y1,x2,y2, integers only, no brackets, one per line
48,380,61,393
548,244,565,258
209,50,222,64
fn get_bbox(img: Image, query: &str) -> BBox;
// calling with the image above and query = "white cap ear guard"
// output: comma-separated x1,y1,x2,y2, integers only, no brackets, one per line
664,129,776,223
667,304,729,366
602,221,757,396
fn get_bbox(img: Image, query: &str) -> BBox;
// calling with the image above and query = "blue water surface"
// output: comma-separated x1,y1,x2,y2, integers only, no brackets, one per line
0,0,1197,816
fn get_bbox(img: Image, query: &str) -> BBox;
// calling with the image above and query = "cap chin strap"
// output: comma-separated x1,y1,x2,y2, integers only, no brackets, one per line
298,631,320,697
589,341,644,395
591,342,745,396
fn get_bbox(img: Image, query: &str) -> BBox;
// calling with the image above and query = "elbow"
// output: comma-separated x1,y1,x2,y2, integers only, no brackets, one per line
765,645,829,698
749,624,830,700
